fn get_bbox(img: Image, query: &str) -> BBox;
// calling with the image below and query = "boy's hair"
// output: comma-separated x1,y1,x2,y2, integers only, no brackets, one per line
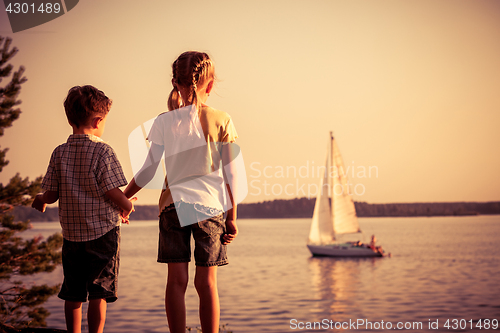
64,85,112,128
167,51,215,111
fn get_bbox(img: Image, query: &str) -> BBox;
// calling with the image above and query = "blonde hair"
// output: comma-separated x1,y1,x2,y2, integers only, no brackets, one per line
167,51,215,112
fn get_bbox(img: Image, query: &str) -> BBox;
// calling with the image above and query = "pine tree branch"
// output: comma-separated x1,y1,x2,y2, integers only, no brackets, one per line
0,35,61,330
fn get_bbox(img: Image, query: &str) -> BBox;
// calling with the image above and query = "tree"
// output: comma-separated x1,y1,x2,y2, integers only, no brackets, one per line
0,36,63,331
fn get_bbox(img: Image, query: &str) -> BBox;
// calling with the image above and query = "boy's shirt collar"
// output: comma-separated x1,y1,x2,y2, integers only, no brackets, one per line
67,133,104,143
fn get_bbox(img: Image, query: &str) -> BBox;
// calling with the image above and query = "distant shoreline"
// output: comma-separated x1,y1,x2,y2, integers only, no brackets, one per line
12,199,500,222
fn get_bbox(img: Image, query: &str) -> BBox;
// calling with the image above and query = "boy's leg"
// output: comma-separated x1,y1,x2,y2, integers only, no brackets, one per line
64,301,83,333
165,262,189,333
88,298,107,333
194,266,220,333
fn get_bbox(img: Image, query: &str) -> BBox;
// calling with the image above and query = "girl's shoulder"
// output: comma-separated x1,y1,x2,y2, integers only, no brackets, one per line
201,105,232,123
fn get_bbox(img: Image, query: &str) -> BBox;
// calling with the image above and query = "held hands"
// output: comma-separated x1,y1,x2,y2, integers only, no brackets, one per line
31,194,47,213
121,197,138,224
222,218,238,245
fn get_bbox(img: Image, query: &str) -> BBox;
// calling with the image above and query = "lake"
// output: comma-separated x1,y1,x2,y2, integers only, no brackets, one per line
22,215,500,332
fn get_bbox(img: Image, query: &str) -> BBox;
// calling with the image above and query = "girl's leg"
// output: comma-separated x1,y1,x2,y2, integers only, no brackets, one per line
165,262,189,333
64,301,82,333
194,266,220,333
88,298,107,333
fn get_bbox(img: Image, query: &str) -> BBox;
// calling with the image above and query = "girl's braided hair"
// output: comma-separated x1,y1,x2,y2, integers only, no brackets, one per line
167,51,215,112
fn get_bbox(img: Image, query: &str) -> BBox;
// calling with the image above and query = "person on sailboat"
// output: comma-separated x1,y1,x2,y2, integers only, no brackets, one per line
368,234,386,255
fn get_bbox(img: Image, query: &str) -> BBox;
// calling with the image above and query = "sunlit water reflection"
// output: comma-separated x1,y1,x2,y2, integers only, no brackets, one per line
22,215,500,332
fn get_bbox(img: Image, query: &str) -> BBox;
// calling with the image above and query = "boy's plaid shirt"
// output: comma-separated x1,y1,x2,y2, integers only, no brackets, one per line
42,134,128,241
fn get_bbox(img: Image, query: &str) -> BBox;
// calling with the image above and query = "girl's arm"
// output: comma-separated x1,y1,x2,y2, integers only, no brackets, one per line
221,143,241,245
124,142,164,198
32,191,59,212
222,184,238,245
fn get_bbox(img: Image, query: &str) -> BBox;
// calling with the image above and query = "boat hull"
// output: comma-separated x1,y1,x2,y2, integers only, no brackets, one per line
307,243,383,257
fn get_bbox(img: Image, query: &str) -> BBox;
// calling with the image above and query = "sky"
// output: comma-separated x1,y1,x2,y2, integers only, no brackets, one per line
0,0,499,205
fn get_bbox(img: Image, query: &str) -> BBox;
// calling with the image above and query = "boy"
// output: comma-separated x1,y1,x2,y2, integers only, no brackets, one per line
32,85,136,333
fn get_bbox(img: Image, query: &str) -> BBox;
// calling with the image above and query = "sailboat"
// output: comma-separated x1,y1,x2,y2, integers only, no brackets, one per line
307,132,384,257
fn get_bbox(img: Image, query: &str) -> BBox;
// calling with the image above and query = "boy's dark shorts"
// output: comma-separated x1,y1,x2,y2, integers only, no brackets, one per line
158,202,228,267
58,226,120,303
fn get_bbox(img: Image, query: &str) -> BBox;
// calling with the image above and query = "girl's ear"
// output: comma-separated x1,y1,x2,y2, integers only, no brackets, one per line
206,79,214,95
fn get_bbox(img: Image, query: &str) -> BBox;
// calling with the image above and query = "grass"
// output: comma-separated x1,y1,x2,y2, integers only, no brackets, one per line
185,324,233,332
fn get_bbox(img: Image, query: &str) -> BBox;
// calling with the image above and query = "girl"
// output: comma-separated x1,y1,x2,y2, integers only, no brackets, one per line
124,51,239,333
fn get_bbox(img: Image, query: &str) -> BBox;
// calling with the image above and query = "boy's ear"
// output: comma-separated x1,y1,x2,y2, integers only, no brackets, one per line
91,116,102,129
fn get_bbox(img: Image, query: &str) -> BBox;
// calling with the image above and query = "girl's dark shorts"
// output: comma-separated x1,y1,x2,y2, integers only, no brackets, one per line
158,202,228,267
58,226,120,303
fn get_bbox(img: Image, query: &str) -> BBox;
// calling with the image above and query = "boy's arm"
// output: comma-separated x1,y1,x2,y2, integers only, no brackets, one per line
32,191,59,212
105,188,137,224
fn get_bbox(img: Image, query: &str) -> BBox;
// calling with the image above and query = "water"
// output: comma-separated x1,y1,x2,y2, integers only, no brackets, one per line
21,216,500,332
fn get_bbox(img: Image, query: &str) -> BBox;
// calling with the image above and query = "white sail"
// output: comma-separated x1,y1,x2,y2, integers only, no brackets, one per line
331,138,360,235
307,133,384,257
308,155,335,244
308,133,360,245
